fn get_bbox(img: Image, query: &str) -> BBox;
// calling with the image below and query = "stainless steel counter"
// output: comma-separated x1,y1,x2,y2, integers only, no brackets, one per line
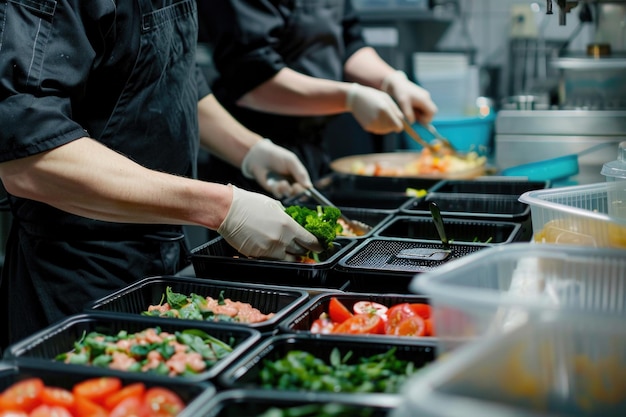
495,110,626,185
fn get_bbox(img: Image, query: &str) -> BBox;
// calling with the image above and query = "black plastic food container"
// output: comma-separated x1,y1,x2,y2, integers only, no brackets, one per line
86,276,309,335
191,237,358,290
217,333,436,392
400,192,531,221
335,238,490,293
0,361,216,417
375,215,521,244
3,313,261,383
283,173,439,213
279,292,433,340
190,388,400,417
429,179,550,195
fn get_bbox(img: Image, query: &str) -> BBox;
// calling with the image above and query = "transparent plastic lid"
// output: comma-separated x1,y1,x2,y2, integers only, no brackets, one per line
601,141,626,179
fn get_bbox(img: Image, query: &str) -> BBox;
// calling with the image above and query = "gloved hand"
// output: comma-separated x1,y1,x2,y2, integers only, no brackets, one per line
241,139,312,199
381,70,438,125
217,185,323,261
345,83,404,134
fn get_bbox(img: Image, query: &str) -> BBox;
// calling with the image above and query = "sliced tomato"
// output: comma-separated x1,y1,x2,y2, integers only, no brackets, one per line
103,382,145,410
331,313,384,335
0,378,44,412
0,411,28,417
385,303,416,334
353,301,388,319
388,315,426,337
408,303,431,319
328,297,353,324
310,316,335,334
424,318,435,336
40,387,74,410
72,395,108,417
109,395,143,417
141,387,185,417
72,377,122,406
29,404,73,417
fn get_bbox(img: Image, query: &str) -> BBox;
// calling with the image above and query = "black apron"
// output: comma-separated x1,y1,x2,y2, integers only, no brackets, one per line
0,0,199,348
203,0,346,192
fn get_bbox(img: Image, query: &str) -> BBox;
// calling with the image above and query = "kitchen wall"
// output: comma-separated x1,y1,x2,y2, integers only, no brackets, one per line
431,0,596,99
437,0,595,67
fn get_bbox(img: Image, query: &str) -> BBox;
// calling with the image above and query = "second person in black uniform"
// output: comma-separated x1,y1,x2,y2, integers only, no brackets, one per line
197,0,438,193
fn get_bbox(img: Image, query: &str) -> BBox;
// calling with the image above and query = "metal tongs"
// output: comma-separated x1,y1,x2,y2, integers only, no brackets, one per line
305,187,372,236
402,118,459,156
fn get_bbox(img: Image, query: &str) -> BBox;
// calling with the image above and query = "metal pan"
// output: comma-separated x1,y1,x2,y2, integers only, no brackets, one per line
330,152,487,180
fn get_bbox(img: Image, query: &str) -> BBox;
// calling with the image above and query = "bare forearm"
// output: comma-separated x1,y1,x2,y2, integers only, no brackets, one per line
0,137,231,230
197,94,262,167
237,68,353,115
344,46,396,89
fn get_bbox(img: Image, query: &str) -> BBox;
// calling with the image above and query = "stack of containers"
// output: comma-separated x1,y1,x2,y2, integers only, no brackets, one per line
391,243,626,416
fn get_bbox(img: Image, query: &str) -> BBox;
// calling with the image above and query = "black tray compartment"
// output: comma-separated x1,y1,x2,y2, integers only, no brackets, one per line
191,237,358,290
375,215,520,244
190,388,399,417
4,313,261,383
218,334,436,392
86,276,309,335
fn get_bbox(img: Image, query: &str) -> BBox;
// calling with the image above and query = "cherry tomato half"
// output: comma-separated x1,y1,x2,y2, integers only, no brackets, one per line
29,404,72,417
0,378,44,412
331,313,384,335
387,315,426,337
109,396,143,417
73,395,107,417
73,377,122,406
141,387,185,417
408,303,431,319
353,301,388,319
385,303,416,334
328,297,353,324
40,387,74,410
102,382,145,411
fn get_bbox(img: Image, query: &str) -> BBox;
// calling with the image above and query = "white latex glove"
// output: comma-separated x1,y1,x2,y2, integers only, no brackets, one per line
345,83,404,135
381,70,438,125
241,139,312,199
217,185,323,261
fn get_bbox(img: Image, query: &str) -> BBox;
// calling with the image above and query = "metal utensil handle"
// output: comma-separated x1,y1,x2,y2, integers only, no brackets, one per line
429,201,450,249
306,187,337,209
401,118,438,153
425,123,457,152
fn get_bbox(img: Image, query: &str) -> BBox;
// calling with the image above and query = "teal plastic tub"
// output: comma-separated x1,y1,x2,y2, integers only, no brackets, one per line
403,113,496,156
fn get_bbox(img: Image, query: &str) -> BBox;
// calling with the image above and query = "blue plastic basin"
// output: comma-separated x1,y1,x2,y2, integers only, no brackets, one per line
403,113,496,155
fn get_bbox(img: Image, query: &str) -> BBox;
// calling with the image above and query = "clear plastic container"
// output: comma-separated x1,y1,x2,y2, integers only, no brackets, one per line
391,309,626,417
409,243,626,354
518,182,626,248
601,141,626,182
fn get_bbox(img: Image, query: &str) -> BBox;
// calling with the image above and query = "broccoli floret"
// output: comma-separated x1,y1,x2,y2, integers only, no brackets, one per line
285,205,343,249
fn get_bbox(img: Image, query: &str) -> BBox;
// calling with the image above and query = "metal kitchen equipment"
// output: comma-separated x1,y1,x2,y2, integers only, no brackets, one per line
497,1,626,185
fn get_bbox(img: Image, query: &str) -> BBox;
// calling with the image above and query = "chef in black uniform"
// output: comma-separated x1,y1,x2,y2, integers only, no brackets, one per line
0,0,322,349
197,0,438,191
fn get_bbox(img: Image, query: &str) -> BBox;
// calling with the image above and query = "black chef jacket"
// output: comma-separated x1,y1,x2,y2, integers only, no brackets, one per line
0,0,211,347
197,0,367,189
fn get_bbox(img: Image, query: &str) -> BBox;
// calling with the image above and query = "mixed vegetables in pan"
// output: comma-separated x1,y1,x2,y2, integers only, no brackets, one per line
0,376,185,416
142,287,275,324
55,327,235,377
310,297,435,337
